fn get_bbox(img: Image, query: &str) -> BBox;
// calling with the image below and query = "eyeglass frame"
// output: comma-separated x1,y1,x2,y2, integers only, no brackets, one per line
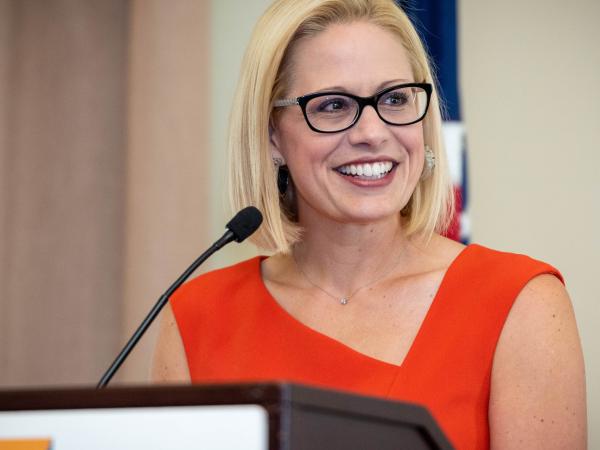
272,82,433,134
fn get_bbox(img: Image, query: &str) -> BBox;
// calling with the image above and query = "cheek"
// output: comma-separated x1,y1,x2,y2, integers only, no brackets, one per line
402,122,425,148
396,126,425,164
278,122,342,168
274,116,307,163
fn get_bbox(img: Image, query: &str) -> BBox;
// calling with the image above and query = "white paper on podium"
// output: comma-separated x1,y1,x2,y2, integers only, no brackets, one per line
0,404,268,450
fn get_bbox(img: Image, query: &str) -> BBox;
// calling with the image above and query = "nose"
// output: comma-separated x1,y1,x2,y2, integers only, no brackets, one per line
346,104,388,148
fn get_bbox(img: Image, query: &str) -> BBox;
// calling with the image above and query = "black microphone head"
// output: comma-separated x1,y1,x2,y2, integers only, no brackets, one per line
226,206,263,243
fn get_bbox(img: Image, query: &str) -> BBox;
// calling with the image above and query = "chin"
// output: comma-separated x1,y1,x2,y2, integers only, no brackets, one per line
333,203,405,225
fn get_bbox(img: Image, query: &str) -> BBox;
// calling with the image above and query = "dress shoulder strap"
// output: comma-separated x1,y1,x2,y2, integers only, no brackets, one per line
412,244,563,367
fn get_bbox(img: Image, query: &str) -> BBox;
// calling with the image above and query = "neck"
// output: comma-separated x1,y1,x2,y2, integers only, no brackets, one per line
292,212,416,297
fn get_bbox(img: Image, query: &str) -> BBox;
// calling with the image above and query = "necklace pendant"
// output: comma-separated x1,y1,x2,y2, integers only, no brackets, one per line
340,298,348,305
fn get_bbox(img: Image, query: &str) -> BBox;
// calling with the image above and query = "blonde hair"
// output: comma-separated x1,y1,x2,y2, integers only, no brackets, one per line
228,0,454,253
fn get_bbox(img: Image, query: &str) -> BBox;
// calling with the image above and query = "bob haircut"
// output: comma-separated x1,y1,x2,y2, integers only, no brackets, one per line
228,0,454,254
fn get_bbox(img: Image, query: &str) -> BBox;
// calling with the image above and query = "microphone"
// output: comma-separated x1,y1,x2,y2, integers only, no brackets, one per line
225,205,263,243
97,206,263,388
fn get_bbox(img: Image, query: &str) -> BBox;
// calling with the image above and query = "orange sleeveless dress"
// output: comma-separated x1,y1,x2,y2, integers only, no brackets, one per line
171,244,562,450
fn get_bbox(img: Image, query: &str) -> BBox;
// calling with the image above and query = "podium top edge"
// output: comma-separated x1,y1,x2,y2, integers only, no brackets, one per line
0,382,410,411
0,381,435,427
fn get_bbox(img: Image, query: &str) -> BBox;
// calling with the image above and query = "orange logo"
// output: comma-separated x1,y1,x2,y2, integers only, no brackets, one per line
0,439,51,450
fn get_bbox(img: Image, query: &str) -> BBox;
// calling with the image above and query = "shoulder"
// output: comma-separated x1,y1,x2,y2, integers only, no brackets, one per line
499,272,575,352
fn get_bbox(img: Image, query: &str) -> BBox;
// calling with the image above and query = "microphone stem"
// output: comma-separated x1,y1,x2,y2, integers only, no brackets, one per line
96,230,235,389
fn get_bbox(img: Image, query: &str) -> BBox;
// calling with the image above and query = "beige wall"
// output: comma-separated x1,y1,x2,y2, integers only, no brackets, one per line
210,0,600,444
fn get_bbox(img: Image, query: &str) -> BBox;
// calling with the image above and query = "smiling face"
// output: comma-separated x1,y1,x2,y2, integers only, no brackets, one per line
271,21,426,227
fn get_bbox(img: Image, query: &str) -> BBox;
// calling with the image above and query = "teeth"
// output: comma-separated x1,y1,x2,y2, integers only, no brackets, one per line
337,161,394,179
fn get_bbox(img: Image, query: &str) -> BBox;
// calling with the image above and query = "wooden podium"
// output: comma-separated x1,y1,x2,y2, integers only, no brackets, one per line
0,383,454,449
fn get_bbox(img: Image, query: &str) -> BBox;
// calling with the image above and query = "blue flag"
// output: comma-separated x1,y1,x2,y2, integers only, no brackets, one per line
398,0,470,243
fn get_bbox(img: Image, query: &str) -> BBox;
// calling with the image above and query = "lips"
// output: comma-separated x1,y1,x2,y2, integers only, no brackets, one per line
334,160,396,180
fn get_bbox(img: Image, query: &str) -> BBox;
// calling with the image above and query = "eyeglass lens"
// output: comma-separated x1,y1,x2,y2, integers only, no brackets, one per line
305,85,428,132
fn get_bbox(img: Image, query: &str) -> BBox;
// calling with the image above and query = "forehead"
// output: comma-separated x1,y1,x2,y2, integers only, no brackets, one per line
287,21,414,95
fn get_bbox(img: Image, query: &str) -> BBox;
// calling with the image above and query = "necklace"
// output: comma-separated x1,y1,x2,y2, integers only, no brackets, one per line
292,251,402,306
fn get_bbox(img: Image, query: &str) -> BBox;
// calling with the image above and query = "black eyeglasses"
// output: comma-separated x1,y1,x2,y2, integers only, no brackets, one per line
273,82,432,133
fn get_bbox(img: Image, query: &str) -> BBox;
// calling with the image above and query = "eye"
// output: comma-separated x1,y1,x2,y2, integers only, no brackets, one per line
308,96,353,115
380,89,411,107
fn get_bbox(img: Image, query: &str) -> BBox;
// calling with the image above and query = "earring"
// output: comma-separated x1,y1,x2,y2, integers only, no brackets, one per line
421,145,436,180
274,160,296,219
277,166,289,196
275,161,289,196
272,157,289,196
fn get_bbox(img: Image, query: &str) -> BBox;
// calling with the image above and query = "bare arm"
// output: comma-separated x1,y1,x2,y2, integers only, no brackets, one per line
489,274,587,449
150,302,191,383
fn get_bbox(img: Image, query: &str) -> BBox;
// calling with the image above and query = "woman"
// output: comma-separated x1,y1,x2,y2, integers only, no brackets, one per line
152,0,587,448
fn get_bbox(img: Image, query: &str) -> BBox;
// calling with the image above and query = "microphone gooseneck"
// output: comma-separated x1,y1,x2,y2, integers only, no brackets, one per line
97,207,263,389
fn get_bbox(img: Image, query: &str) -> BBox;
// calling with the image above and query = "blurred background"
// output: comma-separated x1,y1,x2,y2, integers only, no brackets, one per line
0,0,598,445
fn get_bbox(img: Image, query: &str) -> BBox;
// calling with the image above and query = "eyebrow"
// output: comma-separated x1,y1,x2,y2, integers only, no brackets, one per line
310,78,412,95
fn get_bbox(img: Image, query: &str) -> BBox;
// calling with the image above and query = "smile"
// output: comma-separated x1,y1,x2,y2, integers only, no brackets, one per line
334,161,395,180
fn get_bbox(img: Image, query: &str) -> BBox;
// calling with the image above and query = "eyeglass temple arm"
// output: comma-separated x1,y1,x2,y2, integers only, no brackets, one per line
273,98,299,107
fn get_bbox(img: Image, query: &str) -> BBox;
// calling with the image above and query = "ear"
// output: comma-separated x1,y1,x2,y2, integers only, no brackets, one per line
269,124,286,164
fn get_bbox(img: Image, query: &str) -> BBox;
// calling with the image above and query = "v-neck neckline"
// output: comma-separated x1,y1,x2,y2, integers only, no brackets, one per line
257,244,474,370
